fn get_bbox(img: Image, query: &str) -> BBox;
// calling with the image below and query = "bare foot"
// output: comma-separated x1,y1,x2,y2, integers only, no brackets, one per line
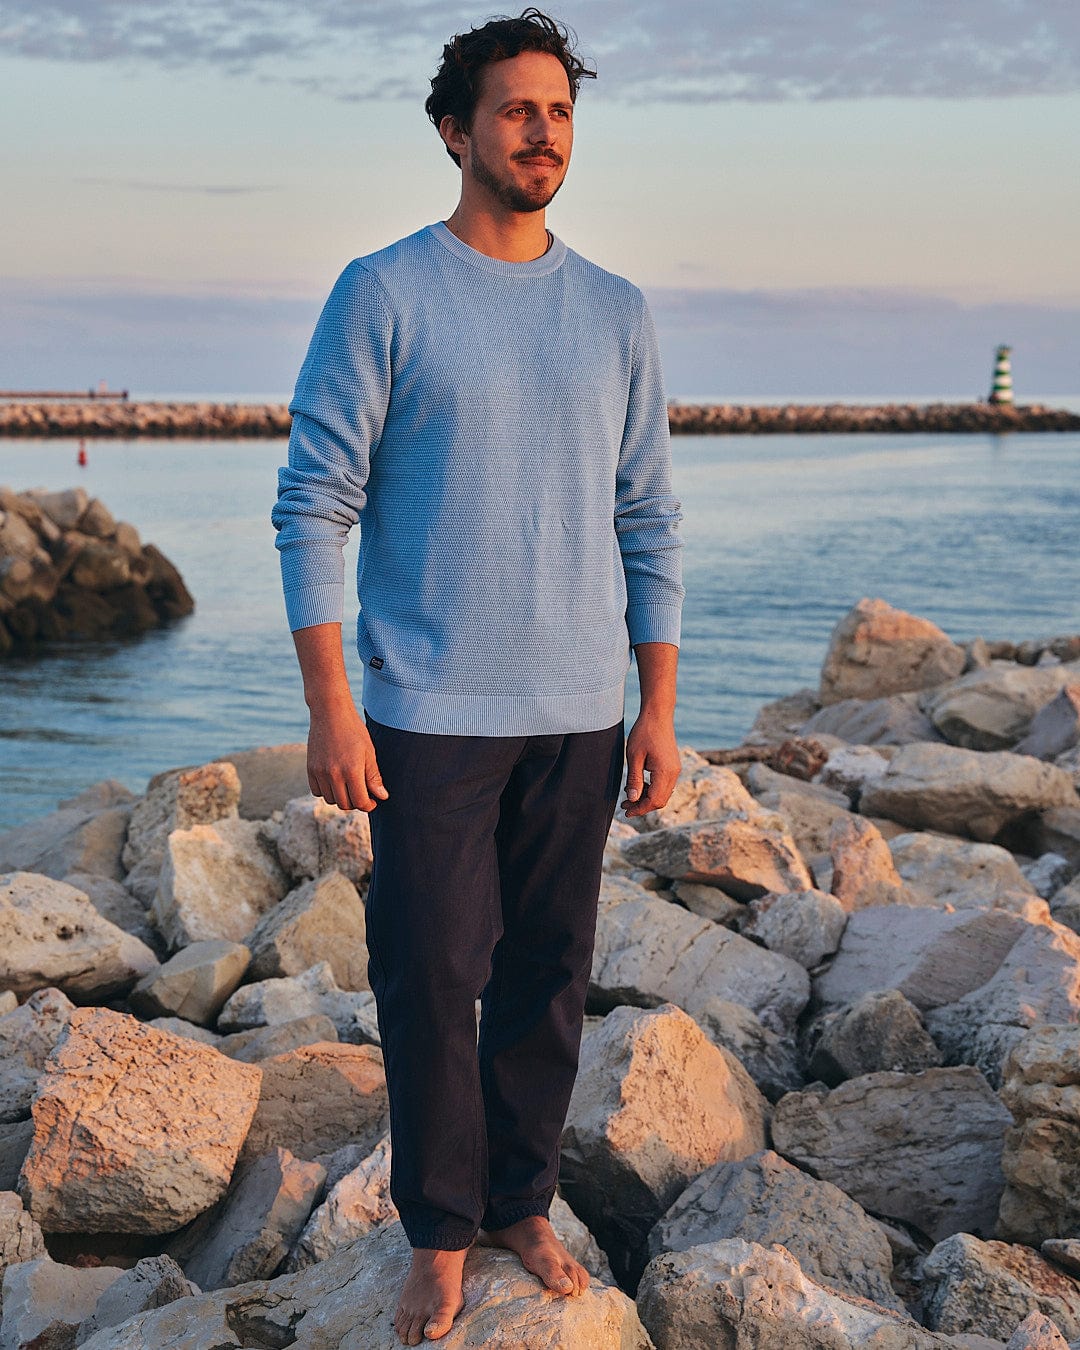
480,1215,590,1297
394,1247,467,1345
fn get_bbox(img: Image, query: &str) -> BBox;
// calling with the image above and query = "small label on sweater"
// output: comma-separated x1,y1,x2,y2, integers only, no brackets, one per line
369,656,384,669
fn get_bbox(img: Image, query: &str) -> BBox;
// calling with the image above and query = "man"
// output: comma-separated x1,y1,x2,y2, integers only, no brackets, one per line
272,10,683,1343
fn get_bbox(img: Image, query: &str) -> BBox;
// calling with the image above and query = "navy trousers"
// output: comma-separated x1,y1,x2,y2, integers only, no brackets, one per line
363,717,624,1250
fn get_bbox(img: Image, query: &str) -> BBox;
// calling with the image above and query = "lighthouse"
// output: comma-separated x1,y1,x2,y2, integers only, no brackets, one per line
988,345,1014,405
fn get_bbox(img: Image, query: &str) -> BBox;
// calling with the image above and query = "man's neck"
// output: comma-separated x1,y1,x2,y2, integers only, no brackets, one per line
443,204,551,263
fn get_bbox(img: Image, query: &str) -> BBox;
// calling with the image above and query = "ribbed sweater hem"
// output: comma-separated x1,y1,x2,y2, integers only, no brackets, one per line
361,671,628,737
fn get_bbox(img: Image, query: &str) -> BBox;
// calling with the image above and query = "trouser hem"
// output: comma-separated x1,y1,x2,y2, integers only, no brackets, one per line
481,1193,555,1232
401,1225,479,1252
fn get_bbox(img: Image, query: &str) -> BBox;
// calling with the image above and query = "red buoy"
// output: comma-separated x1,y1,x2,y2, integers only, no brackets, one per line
77,439,87,467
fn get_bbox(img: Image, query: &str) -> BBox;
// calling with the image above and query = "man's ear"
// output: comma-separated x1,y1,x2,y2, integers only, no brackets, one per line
439,114,468,160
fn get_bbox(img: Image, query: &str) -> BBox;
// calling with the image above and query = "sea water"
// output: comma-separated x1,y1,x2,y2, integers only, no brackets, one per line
0,430,1077,830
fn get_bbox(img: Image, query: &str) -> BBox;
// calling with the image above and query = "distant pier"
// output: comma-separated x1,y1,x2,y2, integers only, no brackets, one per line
0,400,1077,438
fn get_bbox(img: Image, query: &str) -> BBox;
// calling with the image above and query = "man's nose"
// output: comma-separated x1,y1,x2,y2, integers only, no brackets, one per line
528,113,558,143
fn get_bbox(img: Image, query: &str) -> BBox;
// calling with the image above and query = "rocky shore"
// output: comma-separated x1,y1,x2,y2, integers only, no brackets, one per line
1,400,1078,438
1,598,1080,1347
0,487,193,656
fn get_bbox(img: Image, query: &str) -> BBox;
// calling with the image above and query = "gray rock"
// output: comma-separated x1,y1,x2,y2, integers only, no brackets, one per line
220,744,310,820
621,815,812,899
1035,808,1080,871
1017,685,1080,760
0,1190,46,1282
627,753,768,834
819,598,966,705
740,888,847,967
1024,853,1075,899
646,1149,903,1311
808,989,943,1085
0,987,75,1126
692,996,804,1102
744,763,854,858
61,872,161,952
889,832,1041,912
216,961,379,1044
0,872,158,1002
922,664,1078,751
668,880,743,926
548,1193,615,1286
0,1257,123,1349
128,939,250,1024
816,744,892,803
146,1016,221,1045
122,761,241,877
772,1066,1012,1242
286,1133,394,1270
814,904,1029,1012
923,1234,1080,1341
75,1256,195,1345
860,743,1078,842
925,921,1080,1086
276,795,373,886
1005,1312,1071,1349
0,1122,34,1191
1044,1242,1080,1279
0,795,132,882
25,486,89,529
246,872,369,991
218,1014,340,1062
1049,876,1080,934
802,690,945,746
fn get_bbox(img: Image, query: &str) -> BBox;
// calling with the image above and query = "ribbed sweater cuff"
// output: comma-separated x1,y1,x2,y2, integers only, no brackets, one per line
283,583,344,631
627,603,682,649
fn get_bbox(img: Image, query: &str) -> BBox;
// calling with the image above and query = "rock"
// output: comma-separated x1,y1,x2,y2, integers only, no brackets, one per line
889,833,1040,911
1043,1241,1080,1278
925,921,1080,1085
0,871,158,1002
740,888,847,967
828,814,912,909
0,1123,34,1192
276,795,373,886
996,1025,1080,1244
745,764,855,860
127,939,251,1024
808,989,944,1085
286,1133,394,1270
802,690,945,745
24,487,89,530
77,1220,651,1349
772,1067,1012,1242
1017,686,1080,760
816,743,892,804
819,597,966,705
590,892,810,1034
627,753,767,833
0,1190,46,1279
1034,808,1080,870
814,904,1030,1012
0,992,16,1016
923,1234,1080,1341
1025,854,1075,899
122,761,240,874
1006,1312,1071,1349
859,744,1078,843
621,816,812,899
743,688,822,745
179,1146,325,1290
922,665,1078,752
693,997,804,1102
152,816,289,950
668,880,743,925
1050,877,1080,934
646,1149,903,1311
219,1013,340,1063
549,1192,615,1286
74,1255,195,1345
0,987,75,1123
18,1007,261,1233
238,1042,388,1164
219,745,310,820
62,872,160,952
560,1003,767,1284
0,1256,123,1349
148,1016,221,1045
216,961,380,1044
637,1238,959,1350
0,794,132,882
246,872,368,991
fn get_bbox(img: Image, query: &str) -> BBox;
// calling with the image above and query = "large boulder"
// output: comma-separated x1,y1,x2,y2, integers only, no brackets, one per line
0,871,158,1002
128,939,250,1024
859,744,1077,842
0,987,75,1123
637,1238,960,1350
996,1025,1080,1243
627,752,768,834
922,664,1079,752
561,1004,767,1284
828,814,912,910
646,1149,903,1311
1006,1313,1071,1350
744,765,853,860
78,1220,652,1349
18,1007,261,1233
923,1233,1080,1341
925,921,1080,1085
818,598,966,705
1017,685,1080,761
72,1255,195,1344
220,744,310,820
739,888,847,968
771,1067,1012,1243
691,997,804,1103
590,892,810,1034
621,816,812,899
287,1133,394,1269
888,832,1040,911
216,960,380,1045
0,785,133,882
122,760,241,883
813,904,1030,1012
0,1256,124,1349
246,871,369,991
276,795,373,886
808,989,943,1086
802,690,944,746
152,816,289,950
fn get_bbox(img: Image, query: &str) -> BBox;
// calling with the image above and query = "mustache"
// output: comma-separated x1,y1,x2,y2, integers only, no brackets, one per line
512,149,563,166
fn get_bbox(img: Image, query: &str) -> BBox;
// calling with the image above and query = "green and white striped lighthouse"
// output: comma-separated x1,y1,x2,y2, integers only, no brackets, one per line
989,344,1014,405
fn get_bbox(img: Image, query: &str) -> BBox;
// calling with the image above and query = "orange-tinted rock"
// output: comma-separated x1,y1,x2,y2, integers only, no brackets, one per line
819,598,965,705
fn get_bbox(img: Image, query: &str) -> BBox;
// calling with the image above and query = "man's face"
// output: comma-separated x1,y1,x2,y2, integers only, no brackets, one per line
456,50,574,214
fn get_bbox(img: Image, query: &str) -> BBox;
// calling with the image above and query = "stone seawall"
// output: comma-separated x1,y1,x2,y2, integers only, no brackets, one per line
1,400,1077,438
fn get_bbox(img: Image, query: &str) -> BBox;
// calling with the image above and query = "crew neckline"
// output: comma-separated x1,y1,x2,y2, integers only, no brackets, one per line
427,220,567,278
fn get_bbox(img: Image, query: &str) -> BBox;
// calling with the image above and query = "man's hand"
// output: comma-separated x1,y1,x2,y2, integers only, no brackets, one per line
621,640,680,818
291,622,388,813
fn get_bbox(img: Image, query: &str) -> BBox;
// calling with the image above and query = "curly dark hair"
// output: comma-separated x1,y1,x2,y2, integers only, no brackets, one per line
425,9,596,166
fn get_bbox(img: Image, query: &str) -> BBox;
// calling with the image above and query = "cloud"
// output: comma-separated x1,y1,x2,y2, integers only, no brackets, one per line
0,0,1076,101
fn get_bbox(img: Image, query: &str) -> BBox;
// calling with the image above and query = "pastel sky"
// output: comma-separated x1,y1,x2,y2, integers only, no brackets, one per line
2,0,1078,397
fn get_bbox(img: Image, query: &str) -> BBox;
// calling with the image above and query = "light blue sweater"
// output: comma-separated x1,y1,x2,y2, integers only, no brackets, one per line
273,222,683,737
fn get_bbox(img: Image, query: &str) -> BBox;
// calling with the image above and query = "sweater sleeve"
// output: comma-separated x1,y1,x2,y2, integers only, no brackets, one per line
271,260,392,631
615,296,685,648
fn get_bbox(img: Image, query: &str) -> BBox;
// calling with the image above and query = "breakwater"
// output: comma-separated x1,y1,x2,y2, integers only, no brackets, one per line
1,400,1078,438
